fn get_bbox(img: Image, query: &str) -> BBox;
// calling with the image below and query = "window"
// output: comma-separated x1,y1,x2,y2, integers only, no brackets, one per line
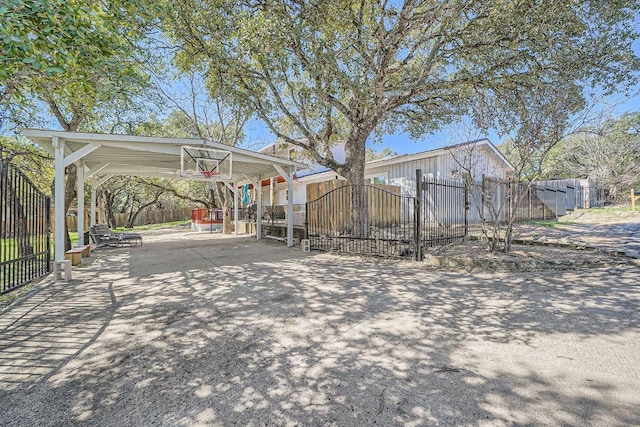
365,172,388,185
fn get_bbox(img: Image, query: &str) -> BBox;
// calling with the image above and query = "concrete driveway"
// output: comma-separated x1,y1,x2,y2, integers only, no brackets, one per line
1,232,639,426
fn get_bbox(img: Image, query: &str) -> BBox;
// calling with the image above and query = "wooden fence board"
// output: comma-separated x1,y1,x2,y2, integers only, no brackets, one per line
306,182,402,232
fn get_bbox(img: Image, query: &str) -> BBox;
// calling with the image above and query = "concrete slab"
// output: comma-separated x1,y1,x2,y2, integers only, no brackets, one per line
0,232,639,426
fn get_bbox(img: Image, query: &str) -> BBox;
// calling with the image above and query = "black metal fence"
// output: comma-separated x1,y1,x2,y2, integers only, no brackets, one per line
421,176,469,248
472,177,566,224
236,204,306,227
306,184,416,258
305,170,574,260
0,160,50,294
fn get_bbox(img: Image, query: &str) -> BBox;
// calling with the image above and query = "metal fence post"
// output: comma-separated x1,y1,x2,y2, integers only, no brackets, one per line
464,180,469,236
414,169,422,261
481,174,486,224
46,196,51,272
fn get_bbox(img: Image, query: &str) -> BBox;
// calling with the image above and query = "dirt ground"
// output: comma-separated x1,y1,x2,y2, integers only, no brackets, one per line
424,207,640,271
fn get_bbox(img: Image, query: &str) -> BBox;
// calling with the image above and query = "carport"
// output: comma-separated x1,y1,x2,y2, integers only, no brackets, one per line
21,129,306,263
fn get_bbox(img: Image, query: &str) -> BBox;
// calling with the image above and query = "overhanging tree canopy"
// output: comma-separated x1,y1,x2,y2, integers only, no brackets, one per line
165,0,639,182
164,0,639,235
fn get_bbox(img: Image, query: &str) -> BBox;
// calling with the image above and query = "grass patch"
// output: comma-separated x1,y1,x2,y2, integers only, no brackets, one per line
582,205,634,214
1,237,50,262
0,277,43,310
111,219,190,233
527,220,560,228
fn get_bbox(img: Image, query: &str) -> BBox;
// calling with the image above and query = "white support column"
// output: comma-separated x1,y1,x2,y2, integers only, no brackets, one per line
76,162,85,245
287,167,294,247
274,165,295,247
233,182,239,235
270,177,275,206
53,136,66,262
256,179,262,240
90,187,97,227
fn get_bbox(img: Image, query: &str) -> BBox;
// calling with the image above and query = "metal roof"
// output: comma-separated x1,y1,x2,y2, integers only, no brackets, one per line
21,129,306,183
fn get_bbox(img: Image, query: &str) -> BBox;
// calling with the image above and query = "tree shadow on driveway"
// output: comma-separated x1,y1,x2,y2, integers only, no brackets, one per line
1,234,639,426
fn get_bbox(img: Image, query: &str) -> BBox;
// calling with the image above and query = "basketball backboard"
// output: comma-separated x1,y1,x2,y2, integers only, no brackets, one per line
180,146,233,181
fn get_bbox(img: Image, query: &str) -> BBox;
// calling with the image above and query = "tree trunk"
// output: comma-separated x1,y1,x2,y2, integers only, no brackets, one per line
127,191,163,228
212,182,234,234
126,196,136,228
103,190,117,228
345,137,368,238
223,189,233,234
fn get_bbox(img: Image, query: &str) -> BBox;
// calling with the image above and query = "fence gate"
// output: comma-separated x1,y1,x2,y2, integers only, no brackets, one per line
0,160,51,294
306,184,417,258
420,176,468,247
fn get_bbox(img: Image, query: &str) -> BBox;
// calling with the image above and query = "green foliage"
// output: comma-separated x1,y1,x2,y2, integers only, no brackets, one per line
544,112,640,201
1,0,156,133
1,0,121,80
365,147,398,162
0,135,53,194
164,0,639,185
0,0,148,90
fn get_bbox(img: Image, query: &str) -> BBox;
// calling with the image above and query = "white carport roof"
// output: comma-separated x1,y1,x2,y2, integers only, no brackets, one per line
21,129,307,264
21,129,306,182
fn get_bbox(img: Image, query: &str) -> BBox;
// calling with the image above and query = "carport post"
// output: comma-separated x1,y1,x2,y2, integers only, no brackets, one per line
256,180,262,240
233,182,239,234
287,166,294,247
273,164,294,247
76,162,85,245
53,136,66,262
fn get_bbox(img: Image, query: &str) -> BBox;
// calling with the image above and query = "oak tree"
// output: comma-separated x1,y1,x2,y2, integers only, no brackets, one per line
165,0,639,236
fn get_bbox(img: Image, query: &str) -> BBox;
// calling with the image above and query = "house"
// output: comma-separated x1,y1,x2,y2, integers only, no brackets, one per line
254,138,514,208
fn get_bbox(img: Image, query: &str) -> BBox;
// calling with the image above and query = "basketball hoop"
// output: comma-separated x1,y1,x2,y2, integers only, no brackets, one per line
180,146,233,181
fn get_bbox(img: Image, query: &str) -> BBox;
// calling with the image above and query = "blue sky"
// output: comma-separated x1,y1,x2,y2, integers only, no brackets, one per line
244,86,639,156
246,35,640,156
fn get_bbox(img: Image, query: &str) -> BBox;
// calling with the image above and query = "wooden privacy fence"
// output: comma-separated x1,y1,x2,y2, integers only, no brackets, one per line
110,207,193,228
306,181,401,232
58,207,106,232
55,207,193,233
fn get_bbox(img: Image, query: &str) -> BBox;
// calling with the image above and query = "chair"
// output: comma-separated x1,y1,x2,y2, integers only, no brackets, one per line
90,224,143,247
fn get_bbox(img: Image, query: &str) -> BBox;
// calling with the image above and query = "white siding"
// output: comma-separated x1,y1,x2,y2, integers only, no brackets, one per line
365,145,510,197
